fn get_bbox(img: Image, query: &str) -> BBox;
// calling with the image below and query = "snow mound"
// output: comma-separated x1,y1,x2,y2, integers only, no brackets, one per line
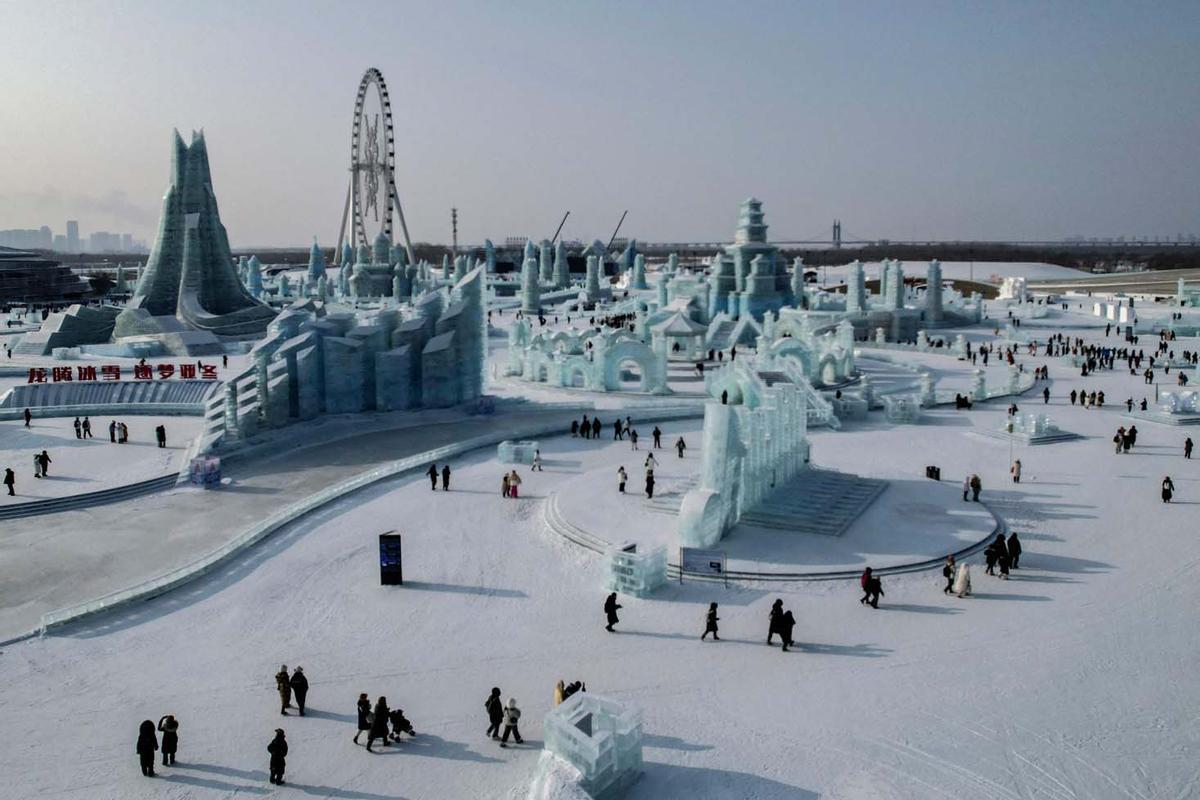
527,750,591,800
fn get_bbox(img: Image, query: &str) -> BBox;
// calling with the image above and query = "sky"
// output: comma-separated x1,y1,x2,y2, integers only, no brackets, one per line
1,0,1198,248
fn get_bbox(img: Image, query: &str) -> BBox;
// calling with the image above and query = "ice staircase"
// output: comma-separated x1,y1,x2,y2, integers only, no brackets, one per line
706,318,738,351
739,468,887,536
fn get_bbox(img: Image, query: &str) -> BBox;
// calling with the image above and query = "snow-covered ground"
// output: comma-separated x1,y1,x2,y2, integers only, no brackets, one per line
0,414,200,502
1,277,1199,798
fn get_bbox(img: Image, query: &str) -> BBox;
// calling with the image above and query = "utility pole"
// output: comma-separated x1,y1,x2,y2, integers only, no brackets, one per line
451,207,458,255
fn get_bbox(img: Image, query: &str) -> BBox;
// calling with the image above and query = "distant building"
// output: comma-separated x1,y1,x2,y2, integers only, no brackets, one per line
53,234,67,251
66,220,79,253
0,246,91,305
121,233,133,251
0,228,52,250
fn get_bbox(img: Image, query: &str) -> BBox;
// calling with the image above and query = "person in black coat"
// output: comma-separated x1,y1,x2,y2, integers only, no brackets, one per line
388,708,416,740
984,544,998,575
367,697,390,752
441,464,451,491
289,667,308,716
485,687,504,739
136,720,158,777
353,693,371,744
767,599,783,645
701,602,720,641
157,715,179,766
942,556,956,594
1007,532,1022,569
778,610,796,652
268,729,287,785
426,463,438,490
604,592,622,632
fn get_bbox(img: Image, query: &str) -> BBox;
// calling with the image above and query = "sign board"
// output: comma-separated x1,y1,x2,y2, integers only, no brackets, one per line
679,547,727,586
26,362,219,384
379,531,403,586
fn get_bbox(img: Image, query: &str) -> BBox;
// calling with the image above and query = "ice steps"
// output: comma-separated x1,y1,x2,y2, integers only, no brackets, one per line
0,472,181,520
740,470,887,536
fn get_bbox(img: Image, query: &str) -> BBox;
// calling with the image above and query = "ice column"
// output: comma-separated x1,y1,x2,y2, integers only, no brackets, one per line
631,254,648,290
845,260,865,312
521,256,541,313
585,255,601,303
553,240,570,289
925,259,944,322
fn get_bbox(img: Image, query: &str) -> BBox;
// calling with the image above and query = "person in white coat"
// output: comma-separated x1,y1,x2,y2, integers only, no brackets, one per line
499,698,523,747
953,563,972,597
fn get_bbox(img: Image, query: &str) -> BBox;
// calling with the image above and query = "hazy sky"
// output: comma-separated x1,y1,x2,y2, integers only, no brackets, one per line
2,0,1198,247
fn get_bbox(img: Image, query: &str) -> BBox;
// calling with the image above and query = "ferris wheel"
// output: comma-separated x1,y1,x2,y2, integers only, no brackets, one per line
336,67,415,264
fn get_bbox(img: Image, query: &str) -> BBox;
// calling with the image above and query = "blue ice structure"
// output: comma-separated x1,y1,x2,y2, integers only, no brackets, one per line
307,239,327,287
484,239,496,273
498,440,539,464
606,545,666,598
539,239,554,283
506,321,670,394
881,393,923,423
706,199,789,321
246,256,264,299
677,358,811,548
845,260,866,313
204,266,486,452
553,240,570,289
630,254,648,290
521,256,542,313
619,239,637,275
542,693,643,800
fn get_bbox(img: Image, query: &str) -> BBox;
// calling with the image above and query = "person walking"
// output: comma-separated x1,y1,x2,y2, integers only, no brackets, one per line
426,463,438,490
109,420,117,443
778,610,796,652
570,420,579,437
581,414,590,440
3,467,14,496
859,567,873,605
630,429,639,450
767,599,783,645
984,543,998,576
499,698,523,747
701,602,720,641
531,450,543,471
942,555,956,594
82,417,91,438
1042,387,1050,404
652,426,662,449
501,472,510,498
676,437,686,458
275,665,292,715
353,693,371,744
33,452,42,479
23,408,32,428
591,417,601,438
507,469,521,498
441,464,451,491
644,452,657,473
290,667,308,716
645,471,655,499
485,687,504,740
613,419,623,441
1185,437,1193,459
970,474,982,502
604,592,622,632
155,425,166,448
1010,460,1021,484
962,475,970,502
73,417,82,439
157,715,179,766
1162,476,1175,503
953,562,972,597
136,720,158,777
617,466,627,493
366,697,390,751
267,729,287,785
38,450,51,478
864,573,883,609
1007,532,1022,569
120,422,129,443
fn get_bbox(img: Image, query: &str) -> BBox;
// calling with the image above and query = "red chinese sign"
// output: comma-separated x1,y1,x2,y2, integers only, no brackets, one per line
27,363,219,383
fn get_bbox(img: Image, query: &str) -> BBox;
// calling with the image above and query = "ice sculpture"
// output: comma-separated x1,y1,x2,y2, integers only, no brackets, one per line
584,255,602,303
247,255,263,299
631,254,648,290
677,357,810,548
113,131,275,345
542,693,643,800
441,254,451,281
971,369,988,401
204,267,487,452
925,259,944,321
484,239,496,273
521,256,541,313
606,545,666,598
706,199,787,320
845,260,866,313
498,440,539,464
539,239,554,283
307,239,327,286
882,393,922,423
553,240,570,289
789,257,805,303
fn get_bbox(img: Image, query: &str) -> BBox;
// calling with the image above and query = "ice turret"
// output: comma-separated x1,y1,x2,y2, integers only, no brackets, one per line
539,239,553,283
553,240,570,289
307,239,327,285
631,254,648,290
247,255,263,298
521,256,541,313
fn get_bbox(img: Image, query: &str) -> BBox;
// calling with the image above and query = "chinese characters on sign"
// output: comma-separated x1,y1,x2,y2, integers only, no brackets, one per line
27,363,219,383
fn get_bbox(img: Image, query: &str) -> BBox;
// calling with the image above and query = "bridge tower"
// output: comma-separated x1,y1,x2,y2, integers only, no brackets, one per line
833,219,842,249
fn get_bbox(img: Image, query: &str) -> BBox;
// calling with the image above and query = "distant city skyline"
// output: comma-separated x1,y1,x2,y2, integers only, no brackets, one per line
2,1,1198,248
0,222,147,254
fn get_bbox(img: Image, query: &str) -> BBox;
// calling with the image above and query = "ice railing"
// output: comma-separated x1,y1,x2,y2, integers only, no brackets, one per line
0,401,205,420
857,349,1035,404
38,403,706,634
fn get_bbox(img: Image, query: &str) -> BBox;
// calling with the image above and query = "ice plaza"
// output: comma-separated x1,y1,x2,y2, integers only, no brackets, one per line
2,7,1200,799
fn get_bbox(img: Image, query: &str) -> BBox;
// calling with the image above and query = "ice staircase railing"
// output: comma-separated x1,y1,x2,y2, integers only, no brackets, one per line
780,358,839,429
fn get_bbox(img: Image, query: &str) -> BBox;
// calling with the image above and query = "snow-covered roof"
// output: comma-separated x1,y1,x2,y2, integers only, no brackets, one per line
651,311,707,335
